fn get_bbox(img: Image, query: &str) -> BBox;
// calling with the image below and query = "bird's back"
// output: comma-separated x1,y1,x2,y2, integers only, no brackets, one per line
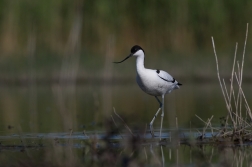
136,68,180,96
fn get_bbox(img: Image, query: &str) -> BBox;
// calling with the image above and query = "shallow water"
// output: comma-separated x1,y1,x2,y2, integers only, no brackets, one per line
0,82,244,133
1,130,252,166
0,83,252,166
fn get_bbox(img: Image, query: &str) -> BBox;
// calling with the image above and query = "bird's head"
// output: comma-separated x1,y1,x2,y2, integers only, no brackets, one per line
114,45,144,64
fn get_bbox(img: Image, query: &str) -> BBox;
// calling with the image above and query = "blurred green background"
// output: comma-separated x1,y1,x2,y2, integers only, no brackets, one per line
0,0,251,79
0,0,252,134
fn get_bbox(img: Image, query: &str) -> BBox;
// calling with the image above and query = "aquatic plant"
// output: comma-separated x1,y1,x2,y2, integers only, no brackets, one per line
198,23,251,144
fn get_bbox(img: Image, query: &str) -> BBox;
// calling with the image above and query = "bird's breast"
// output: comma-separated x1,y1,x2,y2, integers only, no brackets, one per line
136,71,168,96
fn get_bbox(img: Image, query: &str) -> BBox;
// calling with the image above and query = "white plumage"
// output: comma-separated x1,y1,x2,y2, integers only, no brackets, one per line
114,45,181,139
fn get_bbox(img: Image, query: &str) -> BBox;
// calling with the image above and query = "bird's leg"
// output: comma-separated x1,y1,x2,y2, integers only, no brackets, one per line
159,95,165,140
149,96,162,137
150,108,161,137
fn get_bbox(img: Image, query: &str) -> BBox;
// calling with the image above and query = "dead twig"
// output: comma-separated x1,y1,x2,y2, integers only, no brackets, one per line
113,107,135,136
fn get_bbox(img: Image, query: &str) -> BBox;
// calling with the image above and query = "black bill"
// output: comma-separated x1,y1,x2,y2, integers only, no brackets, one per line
113,53,133,63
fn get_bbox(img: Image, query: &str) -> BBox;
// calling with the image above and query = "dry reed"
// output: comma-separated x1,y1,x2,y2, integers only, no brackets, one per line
197,23,251,143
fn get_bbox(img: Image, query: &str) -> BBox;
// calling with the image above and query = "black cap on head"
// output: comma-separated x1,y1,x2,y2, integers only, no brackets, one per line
113,45,144,64
131,45,144,54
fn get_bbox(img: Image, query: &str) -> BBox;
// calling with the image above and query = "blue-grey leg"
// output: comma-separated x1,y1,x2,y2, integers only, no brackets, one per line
159,95,165,140
149,96,162,137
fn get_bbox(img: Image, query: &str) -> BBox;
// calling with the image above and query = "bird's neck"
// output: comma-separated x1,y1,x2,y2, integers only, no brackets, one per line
136,56,145,72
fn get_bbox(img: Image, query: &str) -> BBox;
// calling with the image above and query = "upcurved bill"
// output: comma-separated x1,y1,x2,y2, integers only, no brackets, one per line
113,53,133,63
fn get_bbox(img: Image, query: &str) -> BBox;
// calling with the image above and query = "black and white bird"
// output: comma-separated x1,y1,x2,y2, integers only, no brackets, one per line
114,45,182,139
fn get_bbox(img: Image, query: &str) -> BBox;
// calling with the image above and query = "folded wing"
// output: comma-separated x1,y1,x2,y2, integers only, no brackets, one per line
156,69,175,83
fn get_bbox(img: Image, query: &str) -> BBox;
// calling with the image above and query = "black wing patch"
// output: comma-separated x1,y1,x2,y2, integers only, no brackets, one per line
156,70,179,84
158,75,175,83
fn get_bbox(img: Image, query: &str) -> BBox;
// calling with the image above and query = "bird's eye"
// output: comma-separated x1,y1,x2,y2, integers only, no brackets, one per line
131,45,142,53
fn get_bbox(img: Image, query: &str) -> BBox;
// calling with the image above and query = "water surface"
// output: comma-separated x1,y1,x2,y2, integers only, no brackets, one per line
0,82,252,166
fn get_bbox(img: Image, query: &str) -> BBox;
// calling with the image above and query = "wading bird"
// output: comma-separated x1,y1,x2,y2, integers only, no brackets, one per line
114,45,182,139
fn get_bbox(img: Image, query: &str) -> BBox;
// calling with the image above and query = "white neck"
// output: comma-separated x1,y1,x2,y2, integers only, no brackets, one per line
136,55,145,72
